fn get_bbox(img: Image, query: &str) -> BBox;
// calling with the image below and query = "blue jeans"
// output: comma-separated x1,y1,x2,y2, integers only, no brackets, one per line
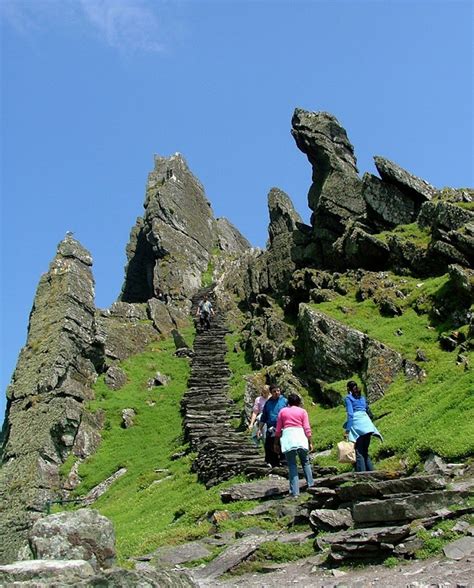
285,448,314,496
355,433,374,472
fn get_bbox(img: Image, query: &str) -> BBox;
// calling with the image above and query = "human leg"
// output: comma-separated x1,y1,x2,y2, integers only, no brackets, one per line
285,450,299,496
297,448,314,488
264,432,280,467
355,434,373,472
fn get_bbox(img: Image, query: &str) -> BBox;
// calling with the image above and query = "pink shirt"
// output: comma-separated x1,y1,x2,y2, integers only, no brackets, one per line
252,395,267,415
275,406,312,438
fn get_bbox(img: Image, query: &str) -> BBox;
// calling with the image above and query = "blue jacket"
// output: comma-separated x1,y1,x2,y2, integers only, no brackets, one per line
260,395,287,428
344,394,369,431
343,393,382,442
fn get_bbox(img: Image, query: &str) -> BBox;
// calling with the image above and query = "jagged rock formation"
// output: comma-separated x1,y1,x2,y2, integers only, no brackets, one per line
1,108,472,578
291,108,365,266
119,153,250,306
0,154,251,566
0,236,102,564
290,108,473,274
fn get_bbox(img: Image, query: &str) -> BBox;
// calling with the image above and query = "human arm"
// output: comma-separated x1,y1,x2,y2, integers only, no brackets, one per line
344,396,354,433
275,410,284,438
258,403,268,437
248,411,258,430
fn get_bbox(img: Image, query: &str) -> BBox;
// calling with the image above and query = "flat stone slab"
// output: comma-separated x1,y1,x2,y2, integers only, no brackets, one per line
0,559,95,582
150,541,213,565
193,533,280,580
221,476,304,502
309,508,353,531
336,475,446,502
312,470,402,489
352,490,470,524
316,524,411,550
443,536,474,560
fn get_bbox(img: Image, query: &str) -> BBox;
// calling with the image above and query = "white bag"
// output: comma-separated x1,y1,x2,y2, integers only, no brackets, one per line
337,440,356,463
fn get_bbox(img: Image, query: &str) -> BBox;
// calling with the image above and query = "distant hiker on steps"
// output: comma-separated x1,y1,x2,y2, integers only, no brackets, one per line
343,380,383,472
196,294,214,331
258,384,287,467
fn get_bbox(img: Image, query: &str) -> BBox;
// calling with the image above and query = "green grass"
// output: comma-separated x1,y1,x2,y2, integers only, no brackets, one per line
375,223,431,248
63,328,265,563
299,273,474,469
201,259,215,287
415,519,471,559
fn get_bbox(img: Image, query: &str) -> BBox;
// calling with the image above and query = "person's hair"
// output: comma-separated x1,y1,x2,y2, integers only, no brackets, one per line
269,384,280,392
347,380,361,398
262,384,270,396
287,393,301,406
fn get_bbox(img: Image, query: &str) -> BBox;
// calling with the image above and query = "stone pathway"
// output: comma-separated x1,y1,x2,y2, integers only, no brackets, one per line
181,288,267,487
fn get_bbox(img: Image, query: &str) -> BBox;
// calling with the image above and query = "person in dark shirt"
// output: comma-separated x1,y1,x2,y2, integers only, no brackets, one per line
258,384,288,467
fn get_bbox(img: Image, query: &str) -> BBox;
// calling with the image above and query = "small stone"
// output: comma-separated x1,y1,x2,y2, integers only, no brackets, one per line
452,521,470,534
121,408,136,429
415,348,429,362
104,366,127,390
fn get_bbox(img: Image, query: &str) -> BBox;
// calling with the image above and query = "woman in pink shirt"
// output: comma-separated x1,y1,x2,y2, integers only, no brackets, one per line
275,393,314,497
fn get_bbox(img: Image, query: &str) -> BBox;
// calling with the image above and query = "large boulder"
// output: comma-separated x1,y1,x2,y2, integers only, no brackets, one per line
418,200,474,233
362,173,417,229
29,509,115,571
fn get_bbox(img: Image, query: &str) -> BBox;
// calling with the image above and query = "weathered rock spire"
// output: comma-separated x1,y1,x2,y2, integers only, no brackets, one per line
0,235,101,563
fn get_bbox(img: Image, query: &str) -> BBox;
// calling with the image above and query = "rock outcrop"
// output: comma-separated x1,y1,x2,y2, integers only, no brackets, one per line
0,236,102,564
28,509,116,570
291,108,365,266
298,304,425,402
119,153,250,306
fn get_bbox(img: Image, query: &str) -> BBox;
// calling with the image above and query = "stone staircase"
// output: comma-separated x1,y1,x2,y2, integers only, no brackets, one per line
181,288,267,488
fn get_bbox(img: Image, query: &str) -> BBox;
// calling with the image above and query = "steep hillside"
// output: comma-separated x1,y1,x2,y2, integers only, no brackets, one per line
0,109,472,582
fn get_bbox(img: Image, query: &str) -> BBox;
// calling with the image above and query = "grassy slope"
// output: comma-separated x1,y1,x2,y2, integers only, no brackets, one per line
66,327,283,563
60,271,472,563
304,273,474,469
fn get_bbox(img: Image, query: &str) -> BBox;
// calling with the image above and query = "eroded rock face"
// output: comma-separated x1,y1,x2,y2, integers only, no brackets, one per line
373,156,436,205
29,509,115,570
291,108,365,265
297,304,423,401
215,217,252,252
120,153,250,305
0,236,102,564
267,187,311,292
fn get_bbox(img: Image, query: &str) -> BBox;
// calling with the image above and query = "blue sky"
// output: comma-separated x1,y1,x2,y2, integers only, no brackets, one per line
1,0,473,425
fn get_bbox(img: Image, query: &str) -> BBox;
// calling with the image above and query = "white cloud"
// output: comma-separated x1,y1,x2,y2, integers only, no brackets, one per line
79,0,164,53
1,0,165,53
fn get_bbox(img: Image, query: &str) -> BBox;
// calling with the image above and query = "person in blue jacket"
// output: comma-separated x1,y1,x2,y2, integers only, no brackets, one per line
258,384,288,467
343,381,382,472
